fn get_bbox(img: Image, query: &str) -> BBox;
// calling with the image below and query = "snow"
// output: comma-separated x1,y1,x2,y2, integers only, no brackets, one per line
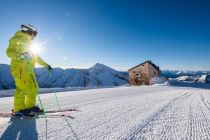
0,64,15,89
150,76,169,86
0,86,210,139
198,75,207,83
161,70,210,79
170,74,210,84
1,63,210,91
176,76,194,82
0,86,118,98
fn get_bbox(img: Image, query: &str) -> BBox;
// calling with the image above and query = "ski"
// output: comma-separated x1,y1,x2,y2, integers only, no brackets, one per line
10,113,74,119
0,112,73,119
43,106,79,113
0,106,79,118
38,112,75,119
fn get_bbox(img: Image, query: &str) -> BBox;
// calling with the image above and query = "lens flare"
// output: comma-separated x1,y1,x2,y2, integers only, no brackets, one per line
29,41,42,55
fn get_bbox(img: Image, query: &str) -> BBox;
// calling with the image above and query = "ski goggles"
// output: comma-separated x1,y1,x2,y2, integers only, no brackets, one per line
21,24,38,37
27,30,37,37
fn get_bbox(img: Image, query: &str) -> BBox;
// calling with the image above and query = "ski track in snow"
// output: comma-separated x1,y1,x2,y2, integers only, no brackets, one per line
0,86,210,140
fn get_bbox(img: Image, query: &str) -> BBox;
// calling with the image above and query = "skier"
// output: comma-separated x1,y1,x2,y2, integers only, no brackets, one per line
6,24,53,117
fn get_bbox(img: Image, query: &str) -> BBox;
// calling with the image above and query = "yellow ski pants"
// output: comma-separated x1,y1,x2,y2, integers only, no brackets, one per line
11,64,39,112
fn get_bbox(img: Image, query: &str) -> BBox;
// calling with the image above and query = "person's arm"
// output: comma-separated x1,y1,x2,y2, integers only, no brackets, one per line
36,56,48,67
6,38,20,59
36,56,53,71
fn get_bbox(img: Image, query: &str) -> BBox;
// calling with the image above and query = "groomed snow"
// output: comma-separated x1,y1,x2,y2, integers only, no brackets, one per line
0,86,210,140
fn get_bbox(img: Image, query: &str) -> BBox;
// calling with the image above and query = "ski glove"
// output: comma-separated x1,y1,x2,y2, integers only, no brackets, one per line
19,52,32,61
46,65,53,72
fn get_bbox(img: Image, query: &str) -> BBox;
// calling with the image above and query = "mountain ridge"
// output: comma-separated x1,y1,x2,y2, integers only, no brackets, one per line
0,63,209,90
0,63,128,90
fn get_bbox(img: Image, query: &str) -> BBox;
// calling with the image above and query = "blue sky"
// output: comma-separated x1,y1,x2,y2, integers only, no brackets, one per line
0,0,210,71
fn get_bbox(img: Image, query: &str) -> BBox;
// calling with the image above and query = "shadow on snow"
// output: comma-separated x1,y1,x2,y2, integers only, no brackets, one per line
0,118,38,140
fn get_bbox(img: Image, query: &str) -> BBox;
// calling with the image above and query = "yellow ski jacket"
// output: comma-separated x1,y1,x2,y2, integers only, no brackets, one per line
7,31,48,71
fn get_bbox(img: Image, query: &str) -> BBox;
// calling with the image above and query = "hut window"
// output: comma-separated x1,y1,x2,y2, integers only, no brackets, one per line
133,71,136,73
136,73,141,78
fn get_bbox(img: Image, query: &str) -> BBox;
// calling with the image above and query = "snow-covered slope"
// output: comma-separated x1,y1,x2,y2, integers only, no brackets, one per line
150,76,169,85
0,63,128,90
0,86,210,139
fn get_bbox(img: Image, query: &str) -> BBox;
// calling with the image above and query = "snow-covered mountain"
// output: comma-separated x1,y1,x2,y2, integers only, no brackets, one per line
1,63,209,90
161,70,210,84
0,63,128,90
0,64,15,89
161,70,210,78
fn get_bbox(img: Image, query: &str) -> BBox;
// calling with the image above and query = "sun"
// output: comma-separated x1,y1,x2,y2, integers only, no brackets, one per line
29,41,42,55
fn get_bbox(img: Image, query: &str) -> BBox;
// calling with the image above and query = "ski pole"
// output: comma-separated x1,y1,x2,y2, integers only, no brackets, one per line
37,93,47,122
48,71,62,112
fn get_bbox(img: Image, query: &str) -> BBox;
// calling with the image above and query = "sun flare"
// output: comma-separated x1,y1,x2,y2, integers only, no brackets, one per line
29,41,42,55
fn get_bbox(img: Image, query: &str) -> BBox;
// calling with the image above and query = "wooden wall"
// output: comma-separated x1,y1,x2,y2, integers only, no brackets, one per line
129,62,160,85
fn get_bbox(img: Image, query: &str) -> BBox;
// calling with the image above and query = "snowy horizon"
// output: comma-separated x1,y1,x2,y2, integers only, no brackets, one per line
0,62,209,72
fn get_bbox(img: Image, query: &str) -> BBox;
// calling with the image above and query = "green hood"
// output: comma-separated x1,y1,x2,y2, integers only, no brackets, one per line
14,31,32,42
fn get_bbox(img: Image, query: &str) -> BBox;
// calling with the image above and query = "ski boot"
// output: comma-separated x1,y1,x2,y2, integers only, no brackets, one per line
28,105,44,114
12,109,35,117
